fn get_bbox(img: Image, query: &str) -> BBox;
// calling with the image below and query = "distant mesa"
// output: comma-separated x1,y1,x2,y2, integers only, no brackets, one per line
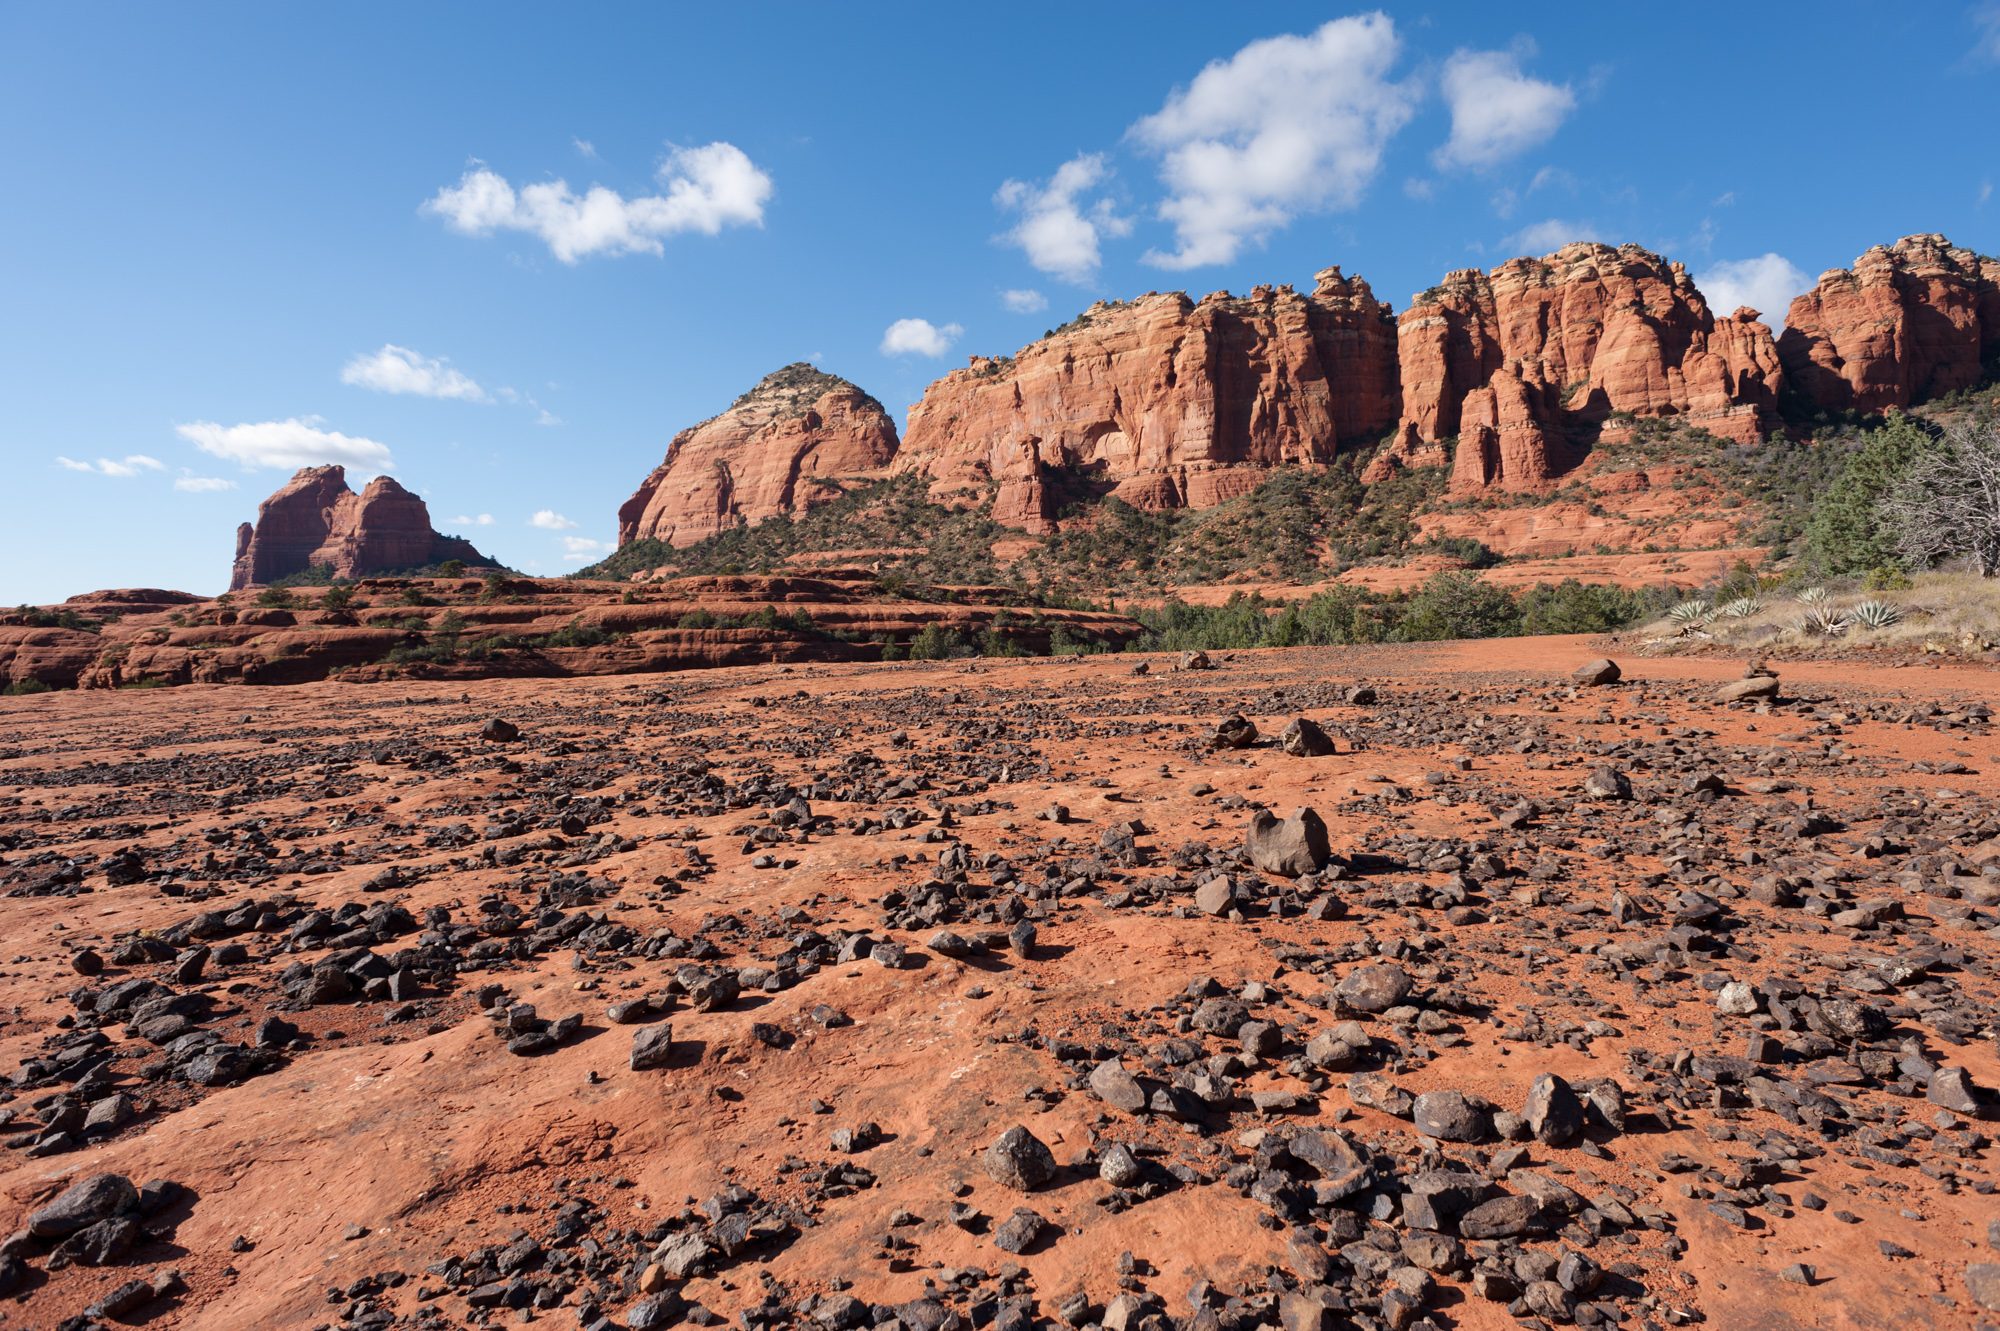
230,464,496,590
617,362,901,548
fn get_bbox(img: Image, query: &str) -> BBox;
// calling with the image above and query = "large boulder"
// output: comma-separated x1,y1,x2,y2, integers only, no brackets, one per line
1245,808,1331,876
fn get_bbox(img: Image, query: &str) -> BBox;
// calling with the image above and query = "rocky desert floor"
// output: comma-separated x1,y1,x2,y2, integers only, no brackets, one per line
0,636,1997,1331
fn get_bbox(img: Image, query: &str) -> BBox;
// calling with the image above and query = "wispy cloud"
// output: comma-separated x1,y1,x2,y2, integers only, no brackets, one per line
173,474,236,493
1506,218,1601,253
55,454,165,478
341,344,488,402
424,142,773,263
175,417,393,471
1001,288,1048,313
448,513,496,527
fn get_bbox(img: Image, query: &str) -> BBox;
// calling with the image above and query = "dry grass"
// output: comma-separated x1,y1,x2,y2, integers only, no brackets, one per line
1640,570,2000,657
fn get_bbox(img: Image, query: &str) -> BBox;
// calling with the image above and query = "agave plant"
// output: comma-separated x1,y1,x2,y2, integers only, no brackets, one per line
1667,600,1713,626
1848,600,1903,629
1795,586,1831,607
1799,606,1849,636
1718,596,1763,619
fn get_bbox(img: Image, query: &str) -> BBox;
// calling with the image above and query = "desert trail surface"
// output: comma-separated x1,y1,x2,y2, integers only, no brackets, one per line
0,639,1997,1330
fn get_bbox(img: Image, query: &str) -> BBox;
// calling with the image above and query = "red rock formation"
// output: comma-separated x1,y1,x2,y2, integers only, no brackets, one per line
1373,243,1786,493
618,364,901,548
896,269,1399,531
1779,234,2000,413
230,466,493,589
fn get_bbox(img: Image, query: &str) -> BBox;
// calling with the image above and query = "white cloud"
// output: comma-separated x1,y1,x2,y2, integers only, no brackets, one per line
448,513,496,527
423,142,773,263
1696,253,1808,327
1001,288,1048,313
880,318,963,358
560,535,612,562
1981,181,1994,207
341,344,488,402
529,509,578,530
1434,46,1576,170
175,417,394,471
1130,13,1420,269
1507,218,1601,253
995,154,1131,283
54,454,165,477
535,409,562,427
573,137,598,159
173,475,236,493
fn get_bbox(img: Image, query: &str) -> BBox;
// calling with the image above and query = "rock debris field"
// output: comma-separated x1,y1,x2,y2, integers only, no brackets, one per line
0,635,1997,1331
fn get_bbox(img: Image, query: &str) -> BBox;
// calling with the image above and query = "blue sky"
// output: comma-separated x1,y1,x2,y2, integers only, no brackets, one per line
4,3,1997,602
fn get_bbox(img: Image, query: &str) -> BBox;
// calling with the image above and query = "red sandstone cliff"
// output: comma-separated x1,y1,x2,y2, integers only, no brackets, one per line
1779,233,2000,414
1375,243,1786,492
617,364,901,548
230,466,492,589
893,269,1399,531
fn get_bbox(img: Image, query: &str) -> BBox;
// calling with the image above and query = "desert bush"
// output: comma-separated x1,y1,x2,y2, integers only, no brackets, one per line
1880,419,2000,576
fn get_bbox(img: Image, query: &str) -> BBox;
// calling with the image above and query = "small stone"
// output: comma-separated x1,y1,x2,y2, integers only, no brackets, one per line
984,1125,1057,1191
630,1023,676,1071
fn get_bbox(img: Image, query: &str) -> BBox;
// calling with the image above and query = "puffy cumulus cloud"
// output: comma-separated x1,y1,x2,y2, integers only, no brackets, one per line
55,455,165,478
996,154,1131,283
424,142,773,263
560,535,613,562
1696,253,1809,327
173,474,236,493
448,513,496,527
175,418,394,471
1130,14,1420,269
880,318,963,358
341,344,488,402
529,509,578,530
1506,218,1601,254
1434,46,1576,171
1001,288,1048,313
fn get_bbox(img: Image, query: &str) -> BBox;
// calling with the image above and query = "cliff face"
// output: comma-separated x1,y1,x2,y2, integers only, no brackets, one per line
1779,234,2000,414
1377,243,1787,492
230,466,491,589
893,269,1400,531
599,234,1997,558
617,364,901,548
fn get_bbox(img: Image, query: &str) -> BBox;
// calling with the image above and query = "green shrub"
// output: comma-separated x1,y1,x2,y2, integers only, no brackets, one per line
1802,413,1929,575
1393,572,1523,642
908,624,969,660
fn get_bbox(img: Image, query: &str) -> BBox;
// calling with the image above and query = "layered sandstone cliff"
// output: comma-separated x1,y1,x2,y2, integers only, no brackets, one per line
894,269,1399,531
230,466,492,589
1376,243,1786,492
618,363,901,548
1779,234,2000,414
